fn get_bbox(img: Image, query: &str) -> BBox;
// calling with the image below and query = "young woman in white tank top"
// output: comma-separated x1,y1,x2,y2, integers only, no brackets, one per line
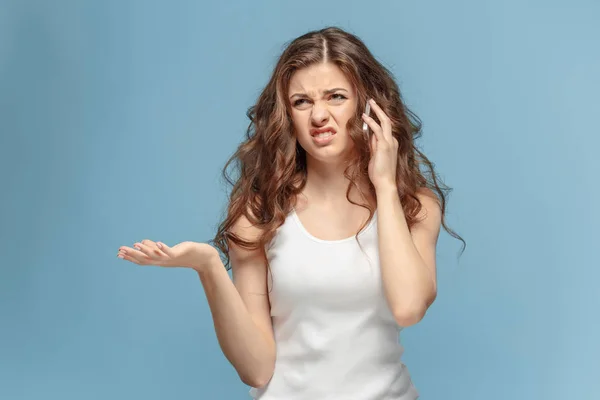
117,26,465,399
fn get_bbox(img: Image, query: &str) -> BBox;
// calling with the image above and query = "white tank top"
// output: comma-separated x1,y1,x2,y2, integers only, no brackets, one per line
249,208,419,399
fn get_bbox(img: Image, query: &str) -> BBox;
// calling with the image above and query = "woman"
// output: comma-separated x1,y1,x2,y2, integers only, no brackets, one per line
117,26,464,399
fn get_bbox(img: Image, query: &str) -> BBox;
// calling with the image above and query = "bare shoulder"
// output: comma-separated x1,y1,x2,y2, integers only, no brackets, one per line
412,187,442,238
228,210,265,254
227,210,268,280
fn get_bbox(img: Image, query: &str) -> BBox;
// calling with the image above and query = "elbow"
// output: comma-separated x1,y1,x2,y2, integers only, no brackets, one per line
393,291,437,327
239,363,275,389
238,336,277,388
241,371,273,389
393,308,425,327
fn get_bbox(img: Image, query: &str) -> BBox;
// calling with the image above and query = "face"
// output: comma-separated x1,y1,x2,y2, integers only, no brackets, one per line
287,62,358,164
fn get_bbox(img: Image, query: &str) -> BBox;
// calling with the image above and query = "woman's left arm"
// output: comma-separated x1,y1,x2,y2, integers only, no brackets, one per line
362,98,442,327
376,185,441,327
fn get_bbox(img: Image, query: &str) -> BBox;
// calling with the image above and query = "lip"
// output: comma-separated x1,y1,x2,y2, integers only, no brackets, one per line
310,128,336,145
310,127,337,136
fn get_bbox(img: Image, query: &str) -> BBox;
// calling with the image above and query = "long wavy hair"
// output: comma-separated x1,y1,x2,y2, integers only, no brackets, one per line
210,26,465,271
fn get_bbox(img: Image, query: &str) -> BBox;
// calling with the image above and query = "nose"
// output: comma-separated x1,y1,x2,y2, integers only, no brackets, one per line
310,102,330,126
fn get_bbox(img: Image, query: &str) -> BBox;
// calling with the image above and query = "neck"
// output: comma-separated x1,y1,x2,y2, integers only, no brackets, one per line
302,156,373,208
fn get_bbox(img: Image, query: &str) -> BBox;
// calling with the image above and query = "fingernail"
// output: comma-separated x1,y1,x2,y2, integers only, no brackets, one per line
117,254,124,259
157,242,163,248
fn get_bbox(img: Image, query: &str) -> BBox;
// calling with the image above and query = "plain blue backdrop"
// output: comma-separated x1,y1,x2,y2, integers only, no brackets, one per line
1,0,598,399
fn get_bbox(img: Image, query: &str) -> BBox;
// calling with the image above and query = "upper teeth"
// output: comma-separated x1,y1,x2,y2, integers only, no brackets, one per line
315,132,332,138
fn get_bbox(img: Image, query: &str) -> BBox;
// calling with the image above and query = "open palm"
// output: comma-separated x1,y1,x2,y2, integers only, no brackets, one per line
117,239,219,271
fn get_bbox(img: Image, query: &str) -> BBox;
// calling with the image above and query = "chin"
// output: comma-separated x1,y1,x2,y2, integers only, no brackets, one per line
306,146,355,164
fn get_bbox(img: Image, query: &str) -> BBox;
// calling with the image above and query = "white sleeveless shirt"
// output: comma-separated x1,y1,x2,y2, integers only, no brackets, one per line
249,209,419,399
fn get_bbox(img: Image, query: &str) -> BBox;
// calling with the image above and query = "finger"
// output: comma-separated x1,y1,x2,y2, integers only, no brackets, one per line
362,113,383,141
367,99,392,142
125,247,154,264
140,239,163,253
156,241,173,257
370,131,377,153
118,249,149,265
118,247,170,267
134,242,167,258
119,244,154,261
117,252,136,264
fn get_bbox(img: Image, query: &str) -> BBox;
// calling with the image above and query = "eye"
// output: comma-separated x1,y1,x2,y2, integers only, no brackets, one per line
293,98,309,107
330,93,347,101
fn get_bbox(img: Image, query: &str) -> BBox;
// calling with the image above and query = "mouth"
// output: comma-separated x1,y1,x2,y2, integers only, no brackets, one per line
310,127,337,145
310,127,337,138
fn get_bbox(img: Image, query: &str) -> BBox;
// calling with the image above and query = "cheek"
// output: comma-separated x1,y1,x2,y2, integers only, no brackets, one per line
333,108,356,131
291,111,308,133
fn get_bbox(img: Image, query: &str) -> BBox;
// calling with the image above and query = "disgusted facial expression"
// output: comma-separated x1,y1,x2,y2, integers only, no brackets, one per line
288,62,358,164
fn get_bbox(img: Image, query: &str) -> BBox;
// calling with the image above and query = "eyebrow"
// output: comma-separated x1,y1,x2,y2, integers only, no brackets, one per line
289,87,349,99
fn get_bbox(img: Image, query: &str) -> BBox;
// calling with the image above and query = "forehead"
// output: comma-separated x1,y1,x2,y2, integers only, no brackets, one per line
288,62,353,94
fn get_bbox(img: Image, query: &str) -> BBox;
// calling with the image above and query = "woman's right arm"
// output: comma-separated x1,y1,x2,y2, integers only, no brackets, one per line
197,215,276,388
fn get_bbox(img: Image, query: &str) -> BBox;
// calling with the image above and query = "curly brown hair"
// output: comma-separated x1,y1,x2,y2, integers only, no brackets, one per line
209,26,465,270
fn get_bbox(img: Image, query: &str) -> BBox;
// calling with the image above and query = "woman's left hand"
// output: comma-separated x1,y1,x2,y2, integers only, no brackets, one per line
362,99,398,191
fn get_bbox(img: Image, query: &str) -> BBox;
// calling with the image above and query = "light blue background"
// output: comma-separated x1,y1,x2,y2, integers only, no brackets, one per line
1,0,598,399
